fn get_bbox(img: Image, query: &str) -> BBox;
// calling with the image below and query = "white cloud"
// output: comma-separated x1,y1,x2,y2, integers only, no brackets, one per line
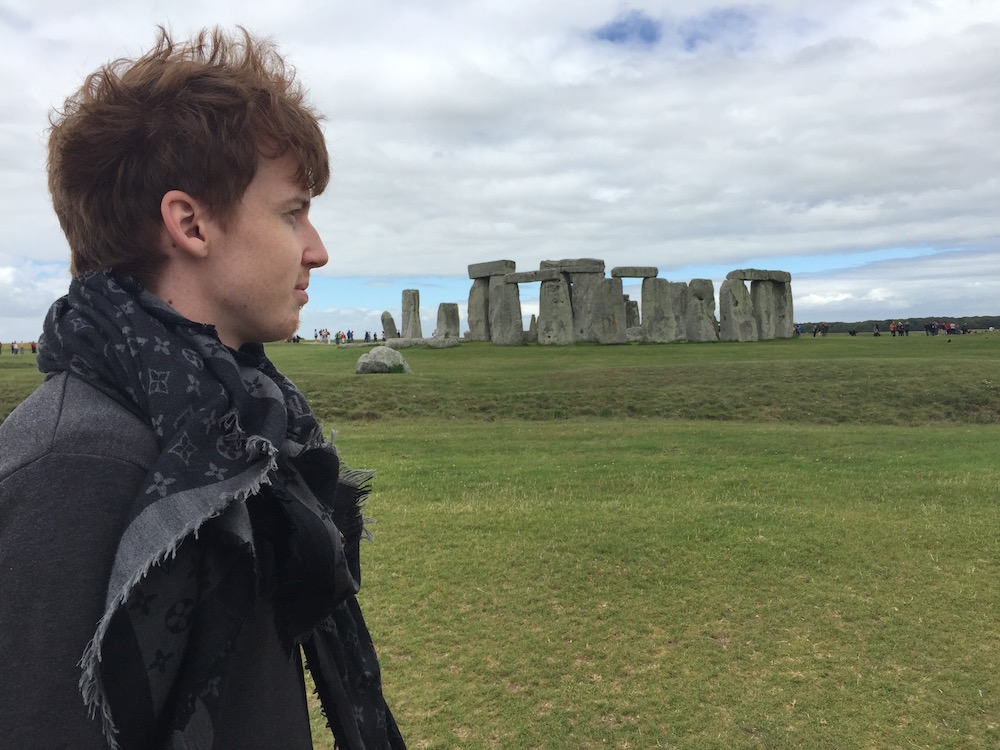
2,1,1000,338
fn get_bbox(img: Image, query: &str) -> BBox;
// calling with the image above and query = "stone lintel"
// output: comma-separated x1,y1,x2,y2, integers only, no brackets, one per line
539,258,605,274
726,268,792,283
504,269,565,284
611,266,658,278
468,260,516,279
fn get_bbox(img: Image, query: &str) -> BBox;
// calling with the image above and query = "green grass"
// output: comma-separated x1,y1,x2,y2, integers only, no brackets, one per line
272,334,1000,427
3,333,1000,748
342,419,999,749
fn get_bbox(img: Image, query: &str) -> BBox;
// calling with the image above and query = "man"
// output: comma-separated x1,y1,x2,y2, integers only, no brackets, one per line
0,28,406,749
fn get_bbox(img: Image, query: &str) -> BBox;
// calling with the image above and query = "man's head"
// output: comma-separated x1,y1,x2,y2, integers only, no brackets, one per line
47,26,330,284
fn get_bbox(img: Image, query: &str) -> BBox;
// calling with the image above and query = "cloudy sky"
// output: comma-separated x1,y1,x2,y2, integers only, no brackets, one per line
2,0,998,341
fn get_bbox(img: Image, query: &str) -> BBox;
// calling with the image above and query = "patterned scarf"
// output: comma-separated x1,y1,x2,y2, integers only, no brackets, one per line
38,271,405,749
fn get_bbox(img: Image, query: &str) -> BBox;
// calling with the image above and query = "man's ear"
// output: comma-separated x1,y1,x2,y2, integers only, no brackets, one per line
160,190,211,259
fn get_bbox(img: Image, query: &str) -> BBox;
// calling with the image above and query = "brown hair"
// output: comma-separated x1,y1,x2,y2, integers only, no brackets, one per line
47,26,330,281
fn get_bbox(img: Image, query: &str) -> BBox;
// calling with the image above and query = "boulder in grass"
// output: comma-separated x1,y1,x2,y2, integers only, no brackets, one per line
426,338,460,349
356,346,411,374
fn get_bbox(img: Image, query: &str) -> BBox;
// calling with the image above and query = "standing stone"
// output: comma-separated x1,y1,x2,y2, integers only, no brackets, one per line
380,311,399,339
540,259,605,343
537,276,574,345
567,272,604,342
436,303,460,338
525,314,538,343
750,280,777,340
625,297,640,329
719,279,758,342
466,277,491,341
641,277,676,343
593,278,627,344
667,282,689,342
775,281,794,338
401,289,422,339
686,279,718,342
489,276,523,345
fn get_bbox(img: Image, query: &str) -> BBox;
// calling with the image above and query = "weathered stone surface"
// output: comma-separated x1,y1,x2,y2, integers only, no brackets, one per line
426,337,460,349
611,266,658,278
466,277,490,341
727,268,792,283
381,311,399,339
356,345,411,374
641,277,677,343
537,276,574,345
569,272,604,342
504,269,564,284
626,326,645,342
719,278,758,342
667,282,689,343
468,260,516,279
435,302,460,338
384,337,428,349
686,279,718,342
540,258,605,274
775,281,794,338
401,289,422,339
750,280,778,340
525,314,538,343
488,275,523,345
593,278,627,344
625,298,640,328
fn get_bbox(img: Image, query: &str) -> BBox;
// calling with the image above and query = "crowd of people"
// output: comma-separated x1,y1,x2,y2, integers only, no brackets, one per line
802,320,976,337
1,341,38,354
923,321,964,335
312,328,385,344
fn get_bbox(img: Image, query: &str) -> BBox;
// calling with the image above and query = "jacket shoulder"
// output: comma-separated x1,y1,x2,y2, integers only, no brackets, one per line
0,372,157,478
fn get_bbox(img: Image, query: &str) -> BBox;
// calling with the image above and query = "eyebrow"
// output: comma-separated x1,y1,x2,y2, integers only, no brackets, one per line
278,196,311,212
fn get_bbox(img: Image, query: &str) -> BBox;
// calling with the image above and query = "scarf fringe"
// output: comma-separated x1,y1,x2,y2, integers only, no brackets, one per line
338,467,377,544
77,444,279,749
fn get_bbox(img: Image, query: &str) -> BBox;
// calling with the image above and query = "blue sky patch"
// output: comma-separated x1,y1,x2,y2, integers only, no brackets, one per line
593,10,662,46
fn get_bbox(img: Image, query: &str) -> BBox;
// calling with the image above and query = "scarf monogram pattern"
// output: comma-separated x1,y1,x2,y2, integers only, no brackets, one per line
38,271,405,749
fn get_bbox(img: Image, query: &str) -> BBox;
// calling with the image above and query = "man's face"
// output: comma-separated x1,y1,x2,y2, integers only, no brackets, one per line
203,154,328,349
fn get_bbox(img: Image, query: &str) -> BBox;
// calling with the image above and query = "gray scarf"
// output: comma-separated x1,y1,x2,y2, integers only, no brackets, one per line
39,271,405,749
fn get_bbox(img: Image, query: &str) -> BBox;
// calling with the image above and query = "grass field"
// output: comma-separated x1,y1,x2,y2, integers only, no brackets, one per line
3,333,999,748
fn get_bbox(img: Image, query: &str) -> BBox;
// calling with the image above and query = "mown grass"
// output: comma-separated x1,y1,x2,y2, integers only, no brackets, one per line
336,418,999,749
3,333,999,748
272,333,1000,427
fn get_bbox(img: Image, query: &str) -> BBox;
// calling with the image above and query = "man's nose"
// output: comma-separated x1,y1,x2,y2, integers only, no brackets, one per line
304,221,328,269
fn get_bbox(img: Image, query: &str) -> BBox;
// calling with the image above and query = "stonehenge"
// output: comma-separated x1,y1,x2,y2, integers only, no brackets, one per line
721,269,794,341
381,310,399,339
379,263,793,349
463,260,793,346
487,274,523,346
435,303,461,339
686,279,719,342
401,289,423,339
719,279,757,342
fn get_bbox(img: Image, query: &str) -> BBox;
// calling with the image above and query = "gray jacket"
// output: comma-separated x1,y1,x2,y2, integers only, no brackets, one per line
0,373,312,748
